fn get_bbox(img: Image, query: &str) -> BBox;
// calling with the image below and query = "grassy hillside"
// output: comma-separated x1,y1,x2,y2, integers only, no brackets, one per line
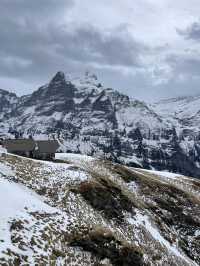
0,151,199,266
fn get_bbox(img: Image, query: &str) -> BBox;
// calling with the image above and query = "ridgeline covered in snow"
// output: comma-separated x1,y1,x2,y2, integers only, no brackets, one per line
1,72,200,178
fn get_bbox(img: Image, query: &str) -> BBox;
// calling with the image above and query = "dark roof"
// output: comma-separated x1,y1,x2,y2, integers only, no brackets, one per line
3,139,59,153
3,139,35,152
35,140,59,153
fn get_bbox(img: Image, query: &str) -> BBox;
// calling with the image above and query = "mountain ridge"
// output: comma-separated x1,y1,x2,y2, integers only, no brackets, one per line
1,71,200,178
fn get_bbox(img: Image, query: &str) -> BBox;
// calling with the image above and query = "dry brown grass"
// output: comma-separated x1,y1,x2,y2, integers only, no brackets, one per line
71,178,136,222
69,225,144,266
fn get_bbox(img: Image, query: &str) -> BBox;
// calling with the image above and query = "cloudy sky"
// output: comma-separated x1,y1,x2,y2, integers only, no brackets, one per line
1,0,200,101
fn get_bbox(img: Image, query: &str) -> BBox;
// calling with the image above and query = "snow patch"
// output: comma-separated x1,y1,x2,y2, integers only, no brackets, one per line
128,210,198,266
55,153,94,164
0,178,57,257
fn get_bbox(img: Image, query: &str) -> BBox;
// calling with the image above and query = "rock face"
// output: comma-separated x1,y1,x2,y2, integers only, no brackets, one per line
0,89,18,120
1,71,200,178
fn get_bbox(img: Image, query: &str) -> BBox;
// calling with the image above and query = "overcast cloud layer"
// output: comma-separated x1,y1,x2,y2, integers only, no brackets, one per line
1,0,200,101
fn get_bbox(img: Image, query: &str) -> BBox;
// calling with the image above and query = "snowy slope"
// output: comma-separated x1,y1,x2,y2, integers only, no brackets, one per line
152,95,200,132
0,178,58,258
0,151,199,265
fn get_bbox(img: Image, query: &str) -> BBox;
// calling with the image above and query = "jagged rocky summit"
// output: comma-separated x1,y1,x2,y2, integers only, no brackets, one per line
1,71,200,178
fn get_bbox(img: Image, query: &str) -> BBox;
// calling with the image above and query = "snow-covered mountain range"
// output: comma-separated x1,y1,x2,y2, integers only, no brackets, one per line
1,71,200,178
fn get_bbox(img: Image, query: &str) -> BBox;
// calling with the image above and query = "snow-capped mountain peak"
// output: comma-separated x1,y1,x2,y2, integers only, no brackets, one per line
1,72,200,178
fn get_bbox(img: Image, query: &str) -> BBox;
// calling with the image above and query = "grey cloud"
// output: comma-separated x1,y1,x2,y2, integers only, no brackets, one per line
0,0,73,20
1,1,200,101
167,55,200,76
0,0,75,79
144,54,200,101
56,26,146,67
177,20,200,40
0,1,146,86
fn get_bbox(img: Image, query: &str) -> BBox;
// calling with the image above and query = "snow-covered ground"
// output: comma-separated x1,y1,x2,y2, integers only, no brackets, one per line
137,168,200,199
141,169,183,179
128,210,198,266
55,153,94,164
0,178,57,258
0,152,199,265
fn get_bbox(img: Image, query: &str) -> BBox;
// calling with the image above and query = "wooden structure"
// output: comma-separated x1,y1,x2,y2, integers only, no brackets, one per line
3,139,59,160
